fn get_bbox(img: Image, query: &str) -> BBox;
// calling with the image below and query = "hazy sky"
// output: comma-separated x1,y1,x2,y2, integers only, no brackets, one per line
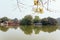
0,0,60,19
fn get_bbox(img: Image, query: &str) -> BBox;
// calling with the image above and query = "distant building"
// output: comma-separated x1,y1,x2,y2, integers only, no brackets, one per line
0,20,20,26
8,20,19,26
0,21,8,26
34,23,42,25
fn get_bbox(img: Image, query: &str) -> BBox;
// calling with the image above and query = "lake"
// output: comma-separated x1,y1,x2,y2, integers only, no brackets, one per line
0,25,60,40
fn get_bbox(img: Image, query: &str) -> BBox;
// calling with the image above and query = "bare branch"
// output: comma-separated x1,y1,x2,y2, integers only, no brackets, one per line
16,0,21,12
16,0,55,13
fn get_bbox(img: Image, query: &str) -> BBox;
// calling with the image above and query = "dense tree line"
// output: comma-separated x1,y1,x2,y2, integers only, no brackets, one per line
0,15,58,25
20,15,57,25
41,17,57,25
20,15,33,25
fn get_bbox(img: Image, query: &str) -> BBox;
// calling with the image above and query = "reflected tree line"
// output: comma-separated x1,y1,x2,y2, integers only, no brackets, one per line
0,25,59,35
20,25,58,35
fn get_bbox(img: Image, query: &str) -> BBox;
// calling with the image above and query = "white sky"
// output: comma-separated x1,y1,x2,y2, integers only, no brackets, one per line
0,0,60,19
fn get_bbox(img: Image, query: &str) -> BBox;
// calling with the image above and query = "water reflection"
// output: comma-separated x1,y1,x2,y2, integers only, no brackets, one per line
0,26,9,32
0,25,58,34
41,25,58,33
20,25,58,35
20,25,33,35
34,26,41,34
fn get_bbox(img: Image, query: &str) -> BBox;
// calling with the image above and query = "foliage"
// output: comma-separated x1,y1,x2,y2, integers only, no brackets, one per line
20,15,33,25
33,16,40,23
33,0,56,13
13,18,19,23
20,15,57,25
41,17,57,25
0,17,9,22
56,18,60,25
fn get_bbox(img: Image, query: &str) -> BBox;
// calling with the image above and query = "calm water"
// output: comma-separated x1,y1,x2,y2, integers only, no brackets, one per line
0,25,60,40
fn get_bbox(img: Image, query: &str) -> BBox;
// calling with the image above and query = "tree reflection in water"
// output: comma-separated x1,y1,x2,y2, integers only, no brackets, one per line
19,25,58,35
0,26,18,32
41,25,58,33
0,26,9,32
0,25,58,34
33,26,41,34
20,25,33,35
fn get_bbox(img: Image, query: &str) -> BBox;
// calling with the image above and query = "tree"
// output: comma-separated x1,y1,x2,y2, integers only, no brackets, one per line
33,16,40,23
1,17,9,22
41,18,48,25
41,17,57,25
0,19,2,23
20,15,33,25
47,17,57,25
13,18,19,23
56,18,60,25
